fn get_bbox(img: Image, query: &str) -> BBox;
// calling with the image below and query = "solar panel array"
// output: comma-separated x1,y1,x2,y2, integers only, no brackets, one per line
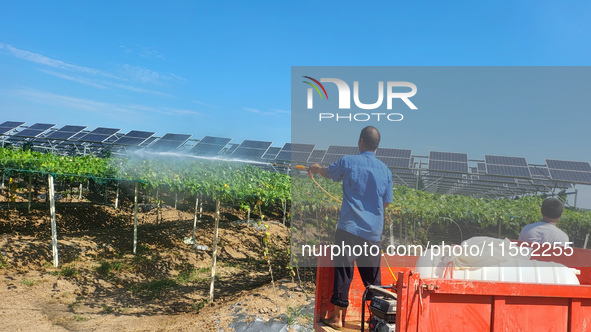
2,119,591,199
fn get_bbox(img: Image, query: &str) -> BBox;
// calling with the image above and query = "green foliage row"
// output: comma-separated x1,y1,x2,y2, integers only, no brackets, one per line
1,148,589,241
291,173,591,241
0,148,290,209
0,147,115,179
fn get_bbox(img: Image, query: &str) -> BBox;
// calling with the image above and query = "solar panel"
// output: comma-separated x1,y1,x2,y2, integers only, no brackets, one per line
150,133,192,150
0,121,25,135
78,127,120,143
529,167,550,179
322,145,359,164
543,159,591,184
199,136,233,146
262,147,281,160
428,160,469,173
477,163,486,173
275,143,315,162
232,140,272,159
308,150,326,163
376,148,411,159
484,155,530,178
429,151,468,163
546,160,591,172
485,155,528,167
469,167,478,174
548,169,591,184
190,136,232,155
45,125,87,140
486,164,531,178
237,140,273,149
113,130,155,146
13,123,55,138
376,148,412,168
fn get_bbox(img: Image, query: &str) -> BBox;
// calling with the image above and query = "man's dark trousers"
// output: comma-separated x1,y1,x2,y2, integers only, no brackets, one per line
330,228,382,307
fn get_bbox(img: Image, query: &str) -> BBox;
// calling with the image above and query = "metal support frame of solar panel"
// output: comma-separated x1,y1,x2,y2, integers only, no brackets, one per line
232,140,273,159
308,150,326,163
262,147,281,160
321,146,359,164
51,129,89,155
139,136,157,147
546,159,591,184
149,133,192,151
376,148,412,169
113,130,155,147
190,136,232,156
484,155,532,178
224,143,239,155
275,143,315,164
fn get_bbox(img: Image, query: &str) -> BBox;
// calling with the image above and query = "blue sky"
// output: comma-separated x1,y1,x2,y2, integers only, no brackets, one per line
0,1,590,207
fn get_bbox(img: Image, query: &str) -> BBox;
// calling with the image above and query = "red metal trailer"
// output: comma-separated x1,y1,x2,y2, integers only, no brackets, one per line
314,245,591,331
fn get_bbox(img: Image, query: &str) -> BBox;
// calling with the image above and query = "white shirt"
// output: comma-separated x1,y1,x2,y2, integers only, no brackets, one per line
518,220,569,245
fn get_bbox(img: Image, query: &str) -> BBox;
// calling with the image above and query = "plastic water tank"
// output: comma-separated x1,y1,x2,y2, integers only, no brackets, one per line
415,248,580,285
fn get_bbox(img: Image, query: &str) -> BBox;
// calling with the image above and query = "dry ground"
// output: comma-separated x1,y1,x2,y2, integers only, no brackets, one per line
0,199,316,331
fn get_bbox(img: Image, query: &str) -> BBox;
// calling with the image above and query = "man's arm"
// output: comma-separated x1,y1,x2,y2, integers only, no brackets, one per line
309,163,330,178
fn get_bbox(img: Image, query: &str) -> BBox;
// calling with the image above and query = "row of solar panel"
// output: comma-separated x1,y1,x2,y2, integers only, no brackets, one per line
2,121,591,185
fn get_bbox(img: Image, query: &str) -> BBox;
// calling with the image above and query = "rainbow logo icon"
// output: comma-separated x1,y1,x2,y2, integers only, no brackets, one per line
302,76,328,100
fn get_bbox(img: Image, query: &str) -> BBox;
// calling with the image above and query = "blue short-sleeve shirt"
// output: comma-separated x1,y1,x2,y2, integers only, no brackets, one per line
326,151,393,242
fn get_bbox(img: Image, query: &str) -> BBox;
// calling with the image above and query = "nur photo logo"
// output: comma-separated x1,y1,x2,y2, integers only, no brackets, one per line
303,76,418,122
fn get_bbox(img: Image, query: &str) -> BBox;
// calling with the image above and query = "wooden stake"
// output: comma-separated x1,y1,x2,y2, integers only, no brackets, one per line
199,198,203,220
390,221,394,246
79,183,82,200
175,192,178,210
133,182,138,255
584,233,589,250
156,187,160,224
282,199,287,226
28,174,32,212
48,175,59,268
192,197,199,242
209,198,220,302
115,182,119,209
247,207,251,225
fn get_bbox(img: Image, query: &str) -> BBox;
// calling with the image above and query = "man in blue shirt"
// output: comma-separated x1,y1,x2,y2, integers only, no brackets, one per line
310,126,393,329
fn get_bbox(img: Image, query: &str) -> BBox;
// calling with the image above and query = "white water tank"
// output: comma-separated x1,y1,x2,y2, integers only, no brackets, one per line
415,237,580,285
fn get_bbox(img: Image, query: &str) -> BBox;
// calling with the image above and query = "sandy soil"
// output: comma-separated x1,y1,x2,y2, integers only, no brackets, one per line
0,200,316,331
